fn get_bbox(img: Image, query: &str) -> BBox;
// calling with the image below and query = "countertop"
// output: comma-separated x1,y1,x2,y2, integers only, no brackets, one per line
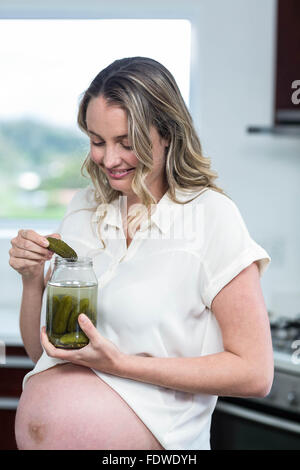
1,307,299,376
0,307,23,346
0,308,35,369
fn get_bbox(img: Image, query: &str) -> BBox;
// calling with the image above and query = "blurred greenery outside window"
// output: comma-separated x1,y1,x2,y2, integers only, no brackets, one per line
0,19,191,221
0,119,89,219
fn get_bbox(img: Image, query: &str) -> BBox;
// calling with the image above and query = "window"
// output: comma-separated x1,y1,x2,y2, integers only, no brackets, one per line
0,18,191,329
0,19,191,220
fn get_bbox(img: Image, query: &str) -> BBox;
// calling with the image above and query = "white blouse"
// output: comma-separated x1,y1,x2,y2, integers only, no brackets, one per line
23,185,271,450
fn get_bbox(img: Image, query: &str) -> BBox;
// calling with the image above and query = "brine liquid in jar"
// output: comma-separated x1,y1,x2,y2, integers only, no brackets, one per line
46,257,98,349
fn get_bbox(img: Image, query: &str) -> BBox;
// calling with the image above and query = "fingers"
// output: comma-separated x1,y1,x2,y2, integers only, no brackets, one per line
19,229,49,247
9,230,49,272
10,230,60,260
9,229,60,277
9,257,43,270
11,230,49,257
47,233,61,240
41,326,87,364
40,326,69,361
9,245,51,262
78,314,99,343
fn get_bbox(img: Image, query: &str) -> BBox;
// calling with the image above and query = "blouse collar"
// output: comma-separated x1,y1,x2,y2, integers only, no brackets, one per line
96,187,207,234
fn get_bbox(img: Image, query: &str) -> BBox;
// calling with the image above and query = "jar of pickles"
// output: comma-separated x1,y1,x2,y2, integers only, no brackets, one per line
46,256,98,349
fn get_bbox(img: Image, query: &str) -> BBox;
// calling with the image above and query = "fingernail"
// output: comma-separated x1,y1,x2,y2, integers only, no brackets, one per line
79,314,87,323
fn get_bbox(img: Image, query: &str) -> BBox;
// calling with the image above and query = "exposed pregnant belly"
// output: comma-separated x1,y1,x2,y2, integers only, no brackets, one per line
15,363,164,450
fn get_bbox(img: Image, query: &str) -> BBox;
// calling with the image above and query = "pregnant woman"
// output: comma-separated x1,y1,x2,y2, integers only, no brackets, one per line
9,57,273,450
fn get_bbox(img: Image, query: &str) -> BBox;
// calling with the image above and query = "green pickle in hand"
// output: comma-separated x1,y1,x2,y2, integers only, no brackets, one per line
47,237,78,260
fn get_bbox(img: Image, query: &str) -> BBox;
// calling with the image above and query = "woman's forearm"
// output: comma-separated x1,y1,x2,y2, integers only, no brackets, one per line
20,275,45,363
118,350,272,398
115,265,274,399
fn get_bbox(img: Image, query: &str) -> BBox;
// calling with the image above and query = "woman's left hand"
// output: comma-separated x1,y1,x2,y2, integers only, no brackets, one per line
41,314,124,375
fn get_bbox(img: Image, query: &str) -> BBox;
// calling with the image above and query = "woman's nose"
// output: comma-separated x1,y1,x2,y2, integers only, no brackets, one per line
102,145,122,168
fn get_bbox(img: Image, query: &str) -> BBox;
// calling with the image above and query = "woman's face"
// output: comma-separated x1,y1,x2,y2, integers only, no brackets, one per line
85,95,169,202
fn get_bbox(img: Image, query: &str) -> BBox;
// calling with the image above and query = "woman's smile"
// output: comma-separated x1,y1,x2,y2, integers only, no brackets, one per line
106,168,135,179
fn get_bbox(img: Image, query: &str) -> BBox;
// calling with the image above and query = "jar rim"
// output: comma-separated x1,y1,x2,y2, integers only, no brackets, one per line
54,256,93,266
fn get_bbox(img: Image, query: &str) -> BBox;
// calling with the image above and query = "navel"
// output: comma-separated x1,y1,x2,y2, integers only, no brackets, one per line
28,422,45,444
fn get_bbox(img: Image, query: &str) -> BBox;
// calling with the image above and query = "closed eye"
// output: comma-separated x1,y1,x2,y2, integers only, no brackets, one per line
90,141,132,150
91,141,105,147
121,143,133,151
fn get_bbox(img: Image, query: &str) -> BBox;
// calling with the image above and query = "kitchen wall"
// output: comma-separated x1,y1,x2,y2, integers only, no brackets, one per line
189,0,300,317
1,0,300,319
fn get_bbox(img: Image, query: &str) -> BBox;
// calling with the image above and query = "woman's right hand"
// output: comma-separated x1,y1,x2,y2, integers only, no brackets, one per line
9,229,60,280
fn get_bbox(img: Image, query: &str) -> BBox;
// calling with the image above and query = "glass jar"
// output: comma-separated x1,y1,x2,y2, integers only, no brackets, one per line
46,256,98,349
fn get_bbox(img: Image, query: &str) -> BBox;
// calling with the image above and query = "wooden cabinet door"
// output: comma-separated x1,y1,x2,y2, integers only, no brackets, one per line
275,0,300,124
0,346,33,450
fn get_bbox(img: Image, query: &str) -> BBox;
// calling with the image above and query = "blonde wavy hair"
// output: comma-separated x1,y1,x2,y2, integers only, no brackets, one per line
77,57,225,244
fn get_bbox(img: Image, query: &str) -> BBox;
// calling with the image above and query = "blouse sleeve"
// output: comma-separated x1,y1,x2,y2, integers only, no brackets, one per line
199,192,271,309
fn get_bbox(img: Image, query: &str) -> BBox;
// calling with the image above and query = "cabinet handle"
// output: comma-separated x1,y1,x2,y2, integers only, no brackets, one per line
0,397,19,410
2,356,34,369
216,401,300,435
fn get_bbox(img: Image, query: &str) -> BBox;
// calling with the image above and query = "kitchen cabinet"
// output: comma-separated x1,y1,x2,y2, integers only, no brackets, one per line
211,397,300,450
0,345,34,450
247,0,300,135
275,0,300,123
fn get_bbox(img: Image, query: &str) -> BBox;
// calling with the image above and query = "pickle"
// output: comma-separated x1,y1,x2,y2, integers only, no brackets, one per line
48,334,62,348
58,332,88,347
87,308,97,325
46,295,60,332
47,237,78,260
52,295,60,315
52,295,73,334
67,298,89,333
66,307,77,333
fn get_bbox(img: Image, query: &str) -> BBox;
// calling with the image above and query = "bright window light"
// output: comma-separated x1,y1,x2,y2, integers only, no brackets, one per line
0,19,191,130
0,19,191,219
